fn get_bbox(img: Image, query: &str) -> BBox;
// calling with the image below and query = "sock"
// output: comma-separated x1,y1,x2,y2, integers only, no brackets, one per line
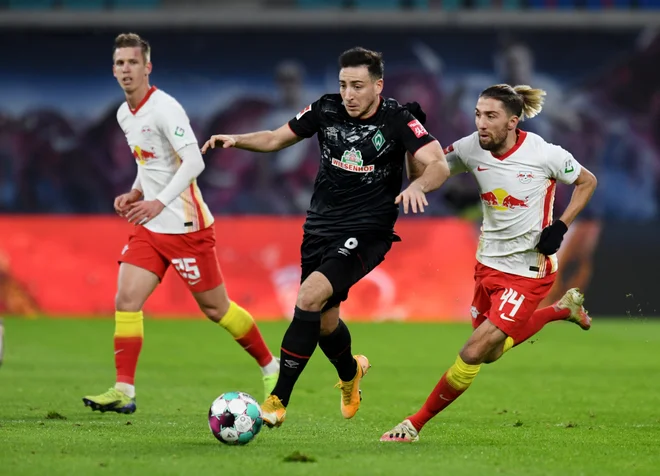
408,355,481,432
114,311,144,389
219,301,274,369
318,319,357,382
272,306,321,406
513,305,571,347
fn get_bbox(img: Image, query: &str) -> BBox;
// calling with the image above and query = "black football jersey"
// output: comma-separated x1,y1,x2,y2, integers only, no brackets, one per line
288,94,436,237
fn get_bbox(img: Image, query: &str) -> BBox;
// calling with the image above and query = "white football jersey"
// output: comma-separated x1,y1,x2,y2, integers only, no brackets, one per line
446,130,581,278
117,86,213,234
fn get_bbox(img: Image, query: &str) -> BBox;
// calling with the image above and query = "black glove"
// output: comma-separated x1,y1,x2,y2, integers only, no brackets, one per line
404,101,427,125
536,220,568,256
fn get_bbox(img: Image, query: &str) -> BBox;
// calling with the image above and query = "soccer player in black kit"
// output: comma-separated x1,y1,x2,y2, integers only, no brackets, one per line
202,47,450,428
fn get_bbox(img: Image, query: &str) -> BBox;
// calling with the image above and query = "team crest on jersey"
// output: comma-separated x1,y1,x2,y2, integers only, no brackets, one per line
372,130,385,151
296,104,312,120
132,145,157,165
517,170,534,184
332,148,375,174
141,125,152,135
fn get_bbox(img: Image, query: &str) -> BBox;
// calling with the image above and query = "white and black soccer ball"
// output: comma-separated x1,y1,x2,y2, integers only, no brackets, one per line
208,391,263,445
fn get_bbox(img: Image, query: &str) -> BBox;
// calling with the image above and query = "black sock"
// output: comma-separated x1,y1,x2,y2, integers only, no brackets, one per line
318,319,357,382
271,306,321,407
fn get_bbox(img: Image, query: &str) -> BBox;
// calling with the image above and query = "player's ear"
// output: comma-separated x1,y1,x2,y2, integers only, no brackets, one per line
375,78,384,95
145,61,153,76
508,115,519,131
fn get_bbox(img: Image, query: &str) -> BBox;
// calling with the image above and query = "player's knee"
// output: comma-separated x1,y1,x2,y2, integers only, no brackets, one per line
320,316,339,336
296,285,326,312
459,342,490,365
114,290,145,313
199,300,231,323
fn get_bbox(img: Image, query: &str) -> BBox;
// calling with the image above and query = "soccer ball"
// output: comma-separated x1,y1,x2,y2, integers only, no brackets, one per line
208,391,263,445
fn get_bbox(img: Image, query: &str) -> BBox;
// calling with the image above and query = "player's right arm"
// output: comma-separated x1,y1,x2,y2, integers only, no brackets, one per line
406,141,469,181
201,124,302,154
201,99,322,154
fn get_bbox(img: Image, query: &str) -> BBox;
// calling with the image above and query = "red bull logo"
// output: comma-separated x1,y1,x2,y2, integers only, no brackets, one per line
132,145,157,165
480,188,528,211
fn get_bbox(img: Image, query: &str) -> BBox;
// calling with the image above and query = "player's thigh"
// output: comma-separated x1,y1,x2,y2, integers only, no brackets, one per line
488,273,554,342
116,263,161,312
116,227,167,311
317,235,393,311
162,227,225,294
470,264,492,330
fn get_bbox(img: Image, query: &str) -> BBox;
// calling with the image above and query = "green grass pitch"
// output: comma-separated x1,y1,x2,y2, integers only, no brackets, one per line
1,318,659,475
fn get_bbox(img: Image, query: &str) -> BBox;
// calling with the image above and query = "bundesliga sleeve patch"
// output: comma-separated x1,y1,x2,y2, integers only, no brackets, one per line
407,119,428,139
443,144,454,155
296,104,312,120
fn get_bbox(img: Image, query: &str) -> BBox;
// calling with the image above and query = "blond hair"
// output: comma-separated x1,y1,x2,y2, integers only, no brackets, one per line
480,84,546,121
113,32,151,64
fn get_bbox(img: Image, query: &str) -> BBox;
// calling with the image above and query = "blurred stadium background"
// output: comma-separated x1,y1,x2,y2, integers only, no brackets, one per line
1,0,659,321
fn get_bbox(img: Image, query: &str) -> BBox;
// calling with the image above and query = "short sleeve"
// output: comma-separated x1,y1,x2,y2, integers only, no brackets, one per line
394,107,436,155
443,142,469,176
288,99,322,139
158,100,198,152
545,144,582,185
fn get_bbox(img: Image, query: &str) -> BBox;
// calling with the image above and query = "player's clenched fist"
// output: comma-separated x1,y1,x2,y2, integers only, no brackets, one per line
114,189,143,216
201,134,237,154
395,182,428,214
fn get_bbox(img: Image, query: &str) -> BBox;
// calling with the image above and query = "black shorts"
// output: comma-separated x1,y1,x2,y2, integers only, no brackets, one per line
300,232,397,312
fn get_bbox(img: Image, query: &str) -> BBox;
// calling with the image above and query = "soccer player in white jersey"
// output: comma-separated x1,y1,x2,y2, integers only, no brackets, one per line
381,84,598,442
82,33,279,414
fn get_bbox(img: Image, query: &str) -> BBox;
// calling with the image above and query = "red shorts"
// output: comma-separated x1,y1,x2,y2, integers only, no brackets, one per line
118,225,223,293
471,263,555,342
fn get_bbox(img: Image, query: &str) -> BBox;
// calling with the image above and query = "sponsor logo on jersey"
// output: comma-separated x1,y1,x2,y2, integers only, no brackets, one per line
132,145,157,165
296,104,312,120
407,119,428,139
479,188,528,211
564,159,575,174
326,127,338,140
332,147,375,173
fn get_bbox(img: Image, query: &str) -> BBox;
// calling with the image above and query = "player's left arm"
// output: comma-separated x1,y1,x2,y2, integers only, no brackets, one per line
558,166,598,227
395,106,450,214
537,148,598,256
126,103,204,225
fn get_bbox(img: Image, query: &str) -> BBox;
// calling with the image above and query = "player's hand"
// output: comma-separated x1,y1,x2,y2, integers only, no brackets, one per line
395,183,428,214
404,101,427,125
125,200,165,225
536,220,568,255
201,134,236,154
114,189,142,217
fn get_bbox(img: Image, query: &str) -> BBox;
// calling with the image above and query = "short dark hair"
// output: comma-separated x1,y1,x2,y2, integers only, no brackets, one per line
114,32,151,64
338,47,384,79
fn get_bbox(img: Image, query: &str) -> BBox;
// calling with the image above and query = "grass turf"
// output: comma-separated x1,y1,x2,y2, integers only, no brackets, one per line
0,318,658,475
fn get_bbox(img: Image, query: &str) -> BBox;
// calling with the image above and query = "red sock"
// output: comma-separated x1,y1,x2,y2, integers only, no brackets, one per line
408,373,464,431
514,305,570,346
114,336,143,385
236,325,273,367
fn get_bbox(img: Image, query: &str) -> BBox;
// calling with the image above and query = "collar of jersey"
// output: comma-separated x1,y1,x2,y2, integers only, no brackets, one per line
491,129,527,161
129,86,158,116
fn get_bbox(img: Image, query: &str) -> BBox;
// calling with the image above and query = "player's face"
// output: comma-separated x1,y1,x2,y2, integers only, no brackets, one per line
339,66,383,118
113,47,152,94
475,97,517,151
